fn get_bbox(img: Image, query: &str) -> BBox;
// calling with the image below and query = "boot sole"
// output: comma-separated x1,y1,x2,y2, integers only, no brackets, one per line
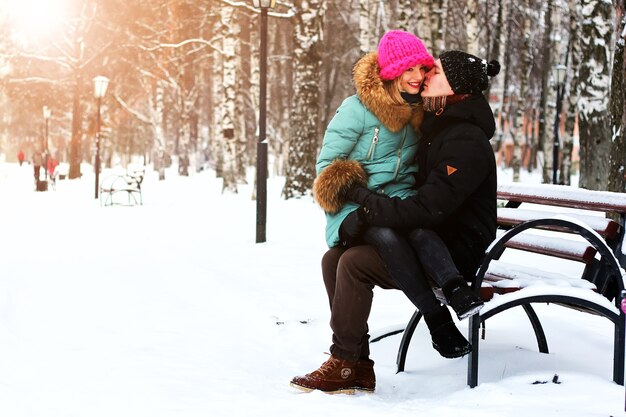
457,303,484,320
289,382,356,395
433,344,472,359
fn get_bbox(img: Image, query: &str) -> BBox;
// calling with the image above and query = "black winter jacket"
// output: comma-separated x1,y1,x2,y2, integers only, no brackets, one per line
350,94,497,276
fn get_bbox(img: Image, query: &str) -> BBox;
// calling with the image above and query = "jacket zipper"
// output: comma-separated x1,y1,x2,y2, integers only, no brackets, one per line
393,126,408,179
365,127,380,161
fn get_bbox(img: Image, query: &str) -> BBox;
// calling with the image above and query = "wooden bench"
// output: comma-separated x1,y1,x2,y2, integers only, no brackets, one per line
100,167,145,206
389,182,626,387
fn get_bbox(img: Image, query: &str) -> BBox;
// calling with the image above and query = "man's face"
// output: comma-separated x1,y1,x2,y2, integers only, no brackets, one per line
421,59,454,97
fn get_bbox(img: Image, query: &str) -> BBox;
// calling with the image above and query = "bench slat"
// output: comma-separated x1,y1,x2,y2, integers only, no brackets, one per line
498,207,620,239
497,230,597,263
498,182,626,213
484,261,597,290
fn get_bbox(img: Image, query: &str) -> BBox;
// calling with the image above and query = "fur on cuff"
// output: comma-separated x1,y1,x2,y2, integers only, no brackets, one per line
313,159,368,214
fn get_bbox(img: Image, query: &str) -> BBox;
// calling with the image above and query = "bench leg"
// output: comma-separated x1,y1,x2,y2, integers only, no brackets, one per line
615,310,625,385
396,309,422,373
370,328,404,343
467,314,480,387
127,190,142,206
522,304,549,354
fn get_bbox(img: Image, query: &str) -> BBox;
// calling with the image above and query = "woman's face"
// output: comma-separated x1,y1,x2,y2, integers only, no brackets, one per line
398,65,427,95
421,59,454,97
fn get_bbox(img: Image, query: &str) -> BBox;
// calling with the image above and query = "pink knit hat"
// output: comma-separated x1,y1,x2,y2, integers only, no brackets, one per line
377,30,434,80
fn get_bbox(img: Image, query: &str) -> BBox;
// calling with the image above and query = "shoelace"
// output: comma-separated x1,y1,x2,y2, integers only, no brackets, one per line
317,356,341,376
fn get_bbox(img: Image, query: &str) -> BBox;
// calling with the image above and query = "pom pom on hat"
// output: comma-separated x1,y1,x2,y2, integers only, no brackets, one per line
487,60,500,77
377,30,434,80
440,50,500,94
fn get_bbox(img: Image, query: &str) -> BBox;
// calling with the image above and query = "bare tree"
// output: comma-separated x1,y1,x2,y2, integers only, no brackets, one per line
465,0,480,54
282,0,327,199
537,0,554,183
577,0,612,190
560,0,580,186
608,0,626,193
431,0,448,52
219,6,241,193
510,1,534,182
359,0,384,54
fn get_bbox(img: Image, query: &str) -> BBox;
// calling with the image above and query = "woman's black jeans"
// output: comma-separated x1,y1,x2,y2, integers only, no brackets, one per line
362,226,464,313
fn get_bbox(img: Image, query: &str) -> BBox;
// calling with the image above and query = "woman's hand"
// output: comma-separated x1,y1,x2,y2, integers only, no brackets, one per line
338,207,368,246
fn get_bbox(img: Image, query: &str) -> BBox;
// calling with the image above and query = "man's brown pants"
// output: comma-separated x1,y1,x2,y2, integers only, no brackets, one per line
321,245,399,361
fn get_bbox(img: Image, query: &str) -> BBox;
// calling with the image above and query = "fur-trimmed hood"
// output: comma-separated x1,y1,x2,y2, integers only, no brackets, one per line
353,52,424,133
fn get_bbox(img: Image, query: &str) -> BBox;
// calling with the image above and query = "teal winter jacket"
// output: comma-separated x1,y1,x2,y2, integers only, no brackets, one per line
315,52,425,247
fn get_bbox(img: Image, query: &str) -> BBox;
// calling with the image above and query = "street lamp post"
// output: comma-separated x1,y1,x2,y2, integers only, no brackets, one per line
252,0,275,243
552,64,566,184
93,75,109,199
43,106,51,182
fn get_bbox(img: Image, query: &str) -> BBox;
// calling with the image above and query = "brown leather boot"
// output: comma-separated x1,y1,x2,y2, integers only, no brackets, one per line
290,355,357,394
355,358,375,392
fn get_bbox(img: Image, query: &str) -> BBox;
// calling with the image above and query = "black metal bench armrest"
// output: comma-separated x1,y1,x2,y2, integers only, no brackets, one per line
476,216,624,300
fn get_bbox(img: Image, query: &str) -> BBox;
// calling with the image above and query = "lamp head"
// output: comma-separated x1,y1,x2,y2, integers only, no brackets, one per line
252,0,276,8
554,64,567,85
93,76,110,99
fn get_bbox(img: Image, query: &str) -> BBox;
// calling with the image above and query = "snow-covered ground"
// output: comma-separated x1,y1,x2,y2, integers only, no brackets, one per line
0,162,623,417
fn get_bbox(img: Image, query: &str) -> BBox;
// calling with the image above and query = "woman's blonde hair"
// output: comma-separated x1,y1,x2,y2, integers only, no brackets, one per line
383,77,406,105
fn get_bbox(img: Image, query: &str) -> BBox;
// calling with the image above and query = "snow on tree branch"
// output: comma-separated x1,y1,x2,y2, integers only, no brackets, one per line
139,38,224,55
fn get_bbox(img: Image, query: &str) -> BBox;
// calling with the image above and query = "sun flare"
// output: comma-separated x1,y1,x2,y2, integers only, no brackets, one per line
1,0,68,40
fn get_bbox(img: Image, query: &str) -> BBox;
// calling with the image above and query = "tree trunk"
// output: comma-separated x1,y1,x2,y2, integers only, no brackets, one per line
240,9,256,174
415,1,433,49
396,0,420,35
511,0,533,182
282,0,326,199
465,0,479,54
359,0,379,54
220,6,240,194
269,21,293,177
538,0,554,184
497,2,513,166
608,2,626,193
560,0,580,186
485,0,503,106
577,0,612,190
153,81,167,181
68,38,84,180
431,0,447,52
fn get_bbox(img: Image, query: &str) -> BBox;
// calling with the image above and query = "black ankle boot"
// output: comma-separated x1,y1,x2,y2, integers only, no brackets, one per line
424,307,472,359
442,278,484,320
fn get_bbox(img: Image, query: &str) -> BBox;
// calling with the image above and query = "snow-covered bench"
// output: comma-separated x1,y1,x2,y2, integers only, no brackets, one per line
100,167,145,206
393,182,626,387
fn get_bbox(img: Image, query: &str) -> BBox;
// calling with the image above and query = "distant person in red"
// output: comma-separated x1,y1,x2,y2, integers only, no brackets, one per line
17,149,25,166
47,155,58,178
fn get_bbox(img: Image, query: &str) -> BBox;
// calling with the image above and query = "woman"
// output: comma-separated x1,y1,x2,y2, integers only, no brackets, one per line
314,29,433,249
291,50,500,394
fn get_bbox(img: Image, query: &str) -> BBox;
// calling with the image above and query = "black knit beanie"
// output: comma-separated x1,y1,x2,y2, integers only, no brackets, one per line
440,50,501,94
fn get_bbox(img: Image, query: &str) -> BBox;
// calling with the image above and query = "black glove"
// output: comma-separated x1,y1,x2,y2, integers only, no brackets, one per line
345,184,374,205
338,206,368,247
